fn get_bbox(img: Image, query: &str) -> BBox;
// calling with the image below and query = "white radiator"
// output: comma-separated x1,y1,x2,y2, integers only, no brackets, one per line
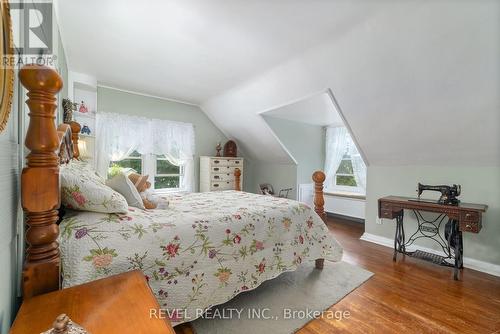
298,183,314,206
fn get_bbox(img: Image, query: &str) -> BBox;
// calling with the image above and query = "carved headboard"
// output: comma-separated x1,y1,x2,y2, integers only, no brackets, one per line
19,64,80,299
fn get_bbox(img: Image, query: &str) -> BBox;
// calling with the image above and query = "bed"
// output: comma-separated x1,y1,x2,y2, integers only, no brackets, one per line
19,64,342,325
59,191,342,324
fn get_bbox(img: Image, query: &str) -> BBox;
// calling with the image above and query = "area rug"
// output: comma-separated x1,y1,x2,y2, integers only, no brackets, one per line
190,261,373,334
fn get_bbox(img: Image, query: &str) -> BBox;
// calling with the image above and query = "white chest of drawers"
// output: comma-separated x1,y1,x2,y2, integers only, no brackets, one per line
200,156,244,192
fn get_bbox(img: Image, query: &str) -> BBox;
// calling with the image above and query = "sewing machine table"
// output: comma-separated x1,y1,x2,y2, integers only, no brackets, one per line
378,196,488,280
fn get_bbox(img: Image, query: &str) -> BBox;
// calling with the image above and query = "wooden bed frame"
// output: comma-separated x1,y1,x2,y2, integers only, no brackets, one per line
19,64,328,299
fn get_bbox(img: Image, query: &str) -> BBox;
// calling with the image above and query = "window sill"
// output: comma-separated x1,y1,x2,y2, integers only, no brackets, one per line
324,190,366,200
154,188,186,195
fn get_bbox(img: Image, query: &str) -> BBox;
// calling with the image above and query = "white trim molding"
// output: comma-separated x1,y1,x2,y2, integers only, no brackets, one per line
97,84,199,107
360,233,500,277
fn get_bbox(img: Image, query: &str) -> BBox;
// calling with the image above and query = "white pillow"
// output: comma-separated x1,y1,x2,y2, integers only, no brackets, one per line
106,172,145,209
60,160,128,213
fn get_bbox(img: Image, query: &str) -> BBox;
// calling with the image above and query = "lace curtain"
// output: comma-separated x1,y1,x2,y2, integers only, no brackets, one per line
351,152,366,191
325,127,348,190
96,112,195,192
325,126,366,193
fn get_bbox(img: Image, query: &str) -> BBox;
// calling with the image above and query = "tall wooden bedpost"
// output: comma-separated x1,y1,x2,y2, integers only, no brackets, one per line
68,121,81,159
312,170,327,222
19,64,63,298
234,168,242,191
312,170,326,270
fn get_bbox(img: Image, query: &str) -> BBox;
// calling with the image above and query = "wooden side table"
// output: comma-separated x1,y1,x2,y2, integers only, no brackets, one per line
10,270,175,334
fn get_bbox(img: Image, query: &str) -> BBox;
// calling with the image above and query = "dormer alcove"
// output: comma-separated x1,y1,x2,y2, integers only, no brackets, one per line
260,90,367,220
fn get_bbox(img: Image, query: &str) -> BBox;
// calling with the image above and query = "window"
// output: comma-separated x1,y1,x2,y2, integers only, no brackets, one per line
325,126,366,194
108,152,183,191
335,152,357,187
154,155,183,189
109,151,142,177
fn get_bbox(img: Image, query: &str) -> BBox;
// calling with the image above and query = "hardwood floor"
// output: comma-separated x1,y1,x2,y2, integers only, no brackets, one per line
176,217,500,334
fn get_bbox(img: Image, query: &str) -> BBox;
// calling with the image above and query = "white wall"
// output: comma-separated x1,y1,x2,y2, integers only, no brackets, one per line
246,161,297,197
365,166,500,268
262,116,325,199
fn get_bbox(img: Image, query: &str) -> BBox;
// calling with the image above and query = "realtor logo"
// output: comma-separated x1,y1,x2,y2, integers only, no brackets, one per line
11,2,53,54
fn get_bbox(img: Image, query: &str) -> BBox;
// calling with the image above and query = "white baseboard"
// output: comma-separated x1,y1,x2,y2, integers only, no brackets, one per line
360,232,500,277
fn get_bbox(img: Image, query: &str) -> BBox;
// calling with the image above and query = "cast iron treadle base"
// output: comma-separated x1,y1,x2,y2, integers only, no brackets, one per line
408,250,454,267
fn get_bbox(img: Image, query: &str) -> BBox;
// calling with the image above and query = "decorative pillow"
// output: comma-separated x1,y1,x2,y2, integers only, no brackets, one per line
63,159,105,184
60,160,128,213
106,172,145,209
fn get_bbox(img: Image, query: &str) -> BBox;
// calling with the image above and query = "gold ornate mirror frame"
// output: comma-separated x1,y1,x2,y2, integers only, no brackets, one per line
0,0,14,133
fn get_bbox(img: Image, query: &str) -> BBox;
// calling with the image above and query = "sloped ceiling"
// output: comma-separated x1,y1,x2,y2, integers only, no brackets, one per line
55,0,378,103
57,1,500,166
262,92,343,127
203,1,500,166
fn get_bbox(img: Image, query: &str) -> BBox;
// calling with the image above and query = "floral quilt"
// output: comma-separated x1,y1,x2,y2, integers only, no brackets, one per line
59,191,343,325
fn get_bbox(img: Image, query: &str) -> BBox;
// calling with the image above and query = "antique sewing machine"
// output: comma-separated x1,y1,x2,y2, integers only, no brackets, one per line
417,183,461,205
379,182,487,281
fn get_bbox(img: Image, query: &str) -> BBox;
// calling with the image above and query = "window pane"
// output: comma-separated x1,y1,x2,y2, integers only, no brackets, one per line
336,159,353,174
155,176,179,189
108,159,142,178
129,150,141,157
336,175,357,187
156,159,180,175
114,159,142,173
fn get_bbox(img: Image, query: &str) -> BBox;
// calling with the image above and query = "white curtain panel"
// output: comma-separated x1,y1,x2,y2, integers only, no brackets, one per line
95,112,143,176
96,112,195,192
324,126,367,193
324,126,348,189
349,141,367,191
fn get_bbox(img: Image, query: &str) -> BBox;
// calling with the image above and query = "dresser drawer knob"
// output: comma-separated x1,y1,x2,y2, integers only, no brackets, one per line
465,213,471,218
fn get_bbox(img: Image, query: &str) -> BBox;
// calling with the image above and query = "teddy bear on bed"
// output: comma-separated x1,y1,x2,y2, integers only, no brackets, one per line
128,173,169,210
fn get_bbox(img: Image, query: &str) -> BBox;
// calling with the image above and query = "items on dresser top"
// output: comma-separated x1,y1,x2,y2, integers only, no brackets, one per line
216,142,222,157
200,156,243,192
223,139,237,157
10,270,175,334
